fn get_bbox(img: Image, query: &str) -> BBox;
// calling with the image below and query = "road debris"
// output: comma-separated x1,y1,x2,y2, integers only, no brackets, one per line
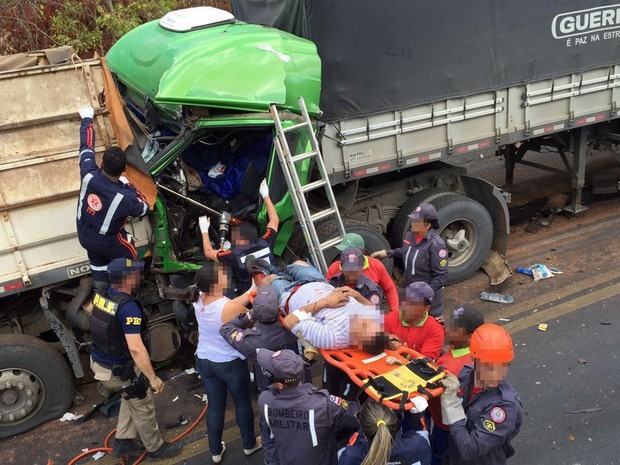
480,292,514,304
59,412,83,422
481,250,512,285
170,367,198,380
565,408,604,414
577,358,587,364
537,323,548,331
164,415,189,430
92,451,105,460
601,321,612,325
499,318,511,322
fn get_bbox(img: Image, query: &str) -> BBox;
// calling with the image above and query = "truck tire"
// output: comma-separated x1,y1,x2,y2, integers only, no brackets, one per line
292,221,394,274
390,188,458,246
0,334,73,439
432,195,493,284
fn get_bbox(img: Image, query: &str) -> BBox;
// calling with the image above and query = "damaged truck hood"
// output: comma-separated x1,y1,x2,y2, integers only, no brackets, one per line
105,18,321,116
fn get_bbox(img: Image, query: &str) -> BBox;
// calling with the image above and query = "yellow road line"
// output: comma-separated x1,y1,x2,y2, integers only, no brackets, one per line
506,281,620,333
485,267,620,323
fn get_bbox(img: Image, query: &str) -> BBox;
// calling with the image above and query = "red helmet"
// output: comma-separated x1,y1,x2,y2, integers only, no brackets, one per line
470,324,514,363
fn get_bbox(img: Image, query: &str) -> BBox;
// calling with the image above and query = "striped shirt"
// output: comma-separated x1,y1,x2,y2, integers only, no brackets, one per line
290,282,353,349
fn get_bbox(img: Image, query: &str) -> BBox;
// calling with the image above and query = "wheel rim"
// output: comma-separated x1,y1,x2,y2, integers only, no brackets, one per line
0,368,45,425
440,218,478,267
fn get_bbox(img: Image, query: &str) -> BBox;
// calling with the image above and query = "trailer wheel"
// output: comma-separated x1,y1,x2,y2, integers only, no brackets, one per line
390,188,458,247
292,221,394,274
0,334,73,439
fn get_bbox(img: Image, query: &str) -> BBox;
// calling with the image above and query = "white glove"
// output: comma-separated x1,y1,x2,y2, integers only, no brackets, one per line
371,250,388,260
259,179,269,199
79,107,94,119
198,216,211,234
410,396,429,414
119,176,129,185
439,374,466,425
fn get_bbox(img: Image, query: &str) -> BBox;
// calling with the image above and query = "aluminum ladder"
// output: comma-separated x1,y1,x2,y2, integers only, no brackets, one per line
270,97,346,274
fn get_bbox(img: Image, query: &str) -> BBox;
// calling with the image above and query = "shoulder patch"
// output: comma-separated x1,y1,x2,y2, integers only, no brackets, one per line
370,294,381,305
438,248,448,258
348,431,359,446
87,193,102,212
329,395,342,405
483,419,496,432
439,259,448,267
490,407,506,423
234,331,244,343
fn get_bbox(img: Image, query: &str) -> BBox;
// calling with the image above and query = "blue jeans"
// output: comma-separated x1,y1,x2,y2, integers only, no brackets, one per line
195,357,256,454
270,263,328,299
431,424,450,465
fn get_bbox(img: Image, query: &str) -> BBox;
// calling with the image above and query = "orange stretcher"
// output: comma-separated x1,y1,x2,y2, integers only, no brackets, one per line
321,347,446,411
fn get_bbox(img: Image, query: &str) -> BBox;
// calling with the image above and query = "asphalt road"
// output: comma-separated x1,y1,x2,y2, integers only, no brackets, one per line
5,151,620,465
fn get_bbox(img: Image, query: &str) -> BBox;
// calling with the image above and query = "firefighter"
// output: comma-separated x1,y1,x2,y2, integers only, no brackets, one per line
328,247,384,306
372,203,448,322
89,258,181,460
257,349,360,465
199,179,279,295
440,324,524,465
76,107,149,289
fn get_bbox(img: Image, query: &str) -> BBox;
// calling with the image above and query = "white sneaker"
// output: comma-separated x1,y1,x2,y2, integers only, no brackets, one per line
212,442,226,463
244,436,263,456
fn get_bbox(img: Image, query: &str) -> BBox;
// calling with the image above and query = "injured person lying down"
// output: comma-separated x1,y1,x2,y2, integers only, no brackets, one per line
246,257,388,352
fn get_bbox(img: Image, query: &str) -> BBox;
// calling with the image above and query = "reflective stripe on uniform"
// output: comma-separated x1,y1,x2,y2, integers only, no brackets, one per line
90,264,108,271
308,409,318,447
410,249,419,276
99,193,124,234
264,403,274,438
77,173,94,220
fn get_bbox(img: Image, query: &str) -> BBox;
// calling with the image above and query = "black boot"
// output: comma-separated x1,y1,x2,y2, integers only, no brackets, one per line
146,441,182,461
112,438,145,457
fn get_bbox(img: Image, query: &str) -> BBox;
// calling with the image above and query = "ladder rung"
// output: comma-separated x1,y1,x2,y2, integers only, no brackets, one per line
283,122,311,133
310,208,336,223
301,179,327,193
320,237,343,250
291,150,318,163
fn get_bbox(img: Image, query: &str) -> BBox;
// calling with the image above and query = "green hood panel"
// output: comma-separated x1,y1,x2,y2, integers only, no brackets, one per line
105,19,321,115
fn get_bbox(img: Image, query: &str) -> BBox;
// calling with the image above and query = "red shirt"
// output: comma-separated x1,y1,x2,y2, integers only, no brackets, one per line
326,256,399,312
384,311,444,359
428,348,473,430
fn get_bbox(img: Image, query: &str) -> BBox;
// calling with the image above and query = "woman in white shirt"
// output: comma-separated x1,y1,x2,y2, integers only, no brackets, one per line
190,262,262,463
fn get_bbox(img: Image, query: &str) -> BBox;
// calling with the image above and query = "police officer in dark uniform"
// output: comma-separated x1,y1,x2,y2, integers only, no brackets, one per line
220,285,311,465
257,349,360,465
89,258,181,461
328,247,384,306
200,179,279,295
372,203,448,321
76,107,149,288
439,324,524,465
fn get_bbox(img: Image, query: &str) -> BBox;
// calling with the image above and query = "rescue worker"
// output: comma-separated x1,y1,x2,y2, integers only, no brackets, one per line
428,305,485,465
439,324,524,465
200,179,279,295
89,258,181,461
384,282,444,359
257,348,360,465
220,285,312,465
328,247,384,306
339,398,431,465
326,234,399,313
76,107,149,288
372,203,448,322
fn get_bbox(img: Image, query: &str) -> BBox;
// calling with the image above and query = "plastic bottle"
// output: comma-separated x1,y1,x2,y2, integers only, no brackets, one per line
515,267,533,276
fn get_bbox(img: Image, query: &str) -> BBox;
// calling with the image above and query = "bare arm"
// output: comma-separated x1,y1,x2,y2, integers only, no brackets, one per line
201,232,220,262
221,299,251,323
125,334,163,393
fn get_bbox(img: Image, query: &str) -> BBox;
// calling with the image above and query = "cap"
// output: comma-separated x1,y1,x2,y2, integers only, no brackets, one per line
450,304,485,334
107,258,144,282
257,348,304,384
336,233,365,251
470,323,514,363
407,203,438,222
252,285,279,323
403,281,434,303
340,247,364,270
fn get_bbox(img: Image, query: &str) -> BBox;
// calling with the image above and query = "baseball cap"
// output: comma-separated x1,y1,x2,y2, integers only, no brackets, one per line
403,281,434,303
252,285,279,323
408,203,438,222
336,233,365,251
257,349,304,384
107,258,144,282
450,304,485,334
340,247,364,270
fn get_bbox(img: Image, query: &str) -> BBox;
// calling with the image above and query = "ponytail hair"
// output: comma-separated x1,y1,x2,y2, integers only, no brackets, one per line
359,400,399,465
185,262,219,303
